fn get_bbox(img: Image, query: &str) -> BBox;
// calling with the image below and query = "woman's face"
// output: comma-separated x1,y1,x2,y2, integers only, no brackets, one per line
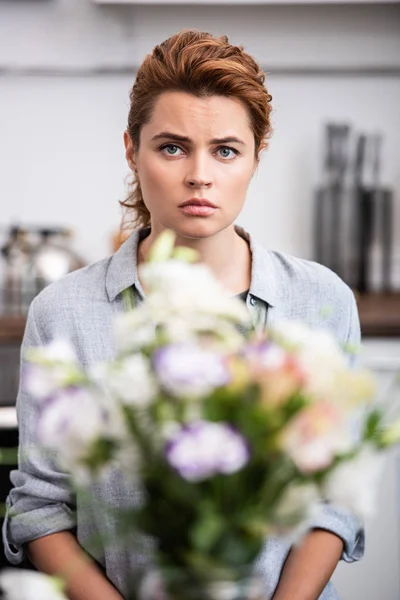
124,91,257,240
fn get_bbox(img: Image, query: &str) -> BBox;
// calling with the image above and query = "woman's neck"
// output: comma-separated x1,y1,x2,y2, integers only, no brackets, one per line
138,225,252,295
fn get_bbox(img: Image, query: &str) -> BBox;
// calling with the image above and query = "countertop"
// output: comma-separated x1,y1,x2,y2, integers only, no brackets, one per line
1,293,400,341
355,292,400,338
0,315,26,343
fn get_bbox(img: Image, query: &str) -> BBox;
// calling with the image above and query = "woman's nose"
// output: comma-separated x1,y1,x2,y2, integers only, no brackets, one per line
184,156,213,189
186,178,212,188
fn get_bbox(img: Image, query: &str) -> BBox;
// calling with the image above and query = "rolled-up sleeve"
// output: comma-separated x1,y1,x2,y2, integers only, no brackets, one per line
309,286,365,562
2,299,76,564
310,503,365,563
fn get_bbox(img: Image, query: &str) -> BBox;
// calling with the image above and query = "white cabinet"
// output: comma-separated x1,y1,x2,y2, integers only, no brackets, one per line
332,338,400,600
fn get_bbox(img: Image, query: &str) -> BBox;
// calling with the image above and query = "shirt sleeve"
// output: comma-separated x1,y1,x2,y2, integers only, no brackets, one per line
309,286,365,562
344,287,362,366
2,298,77,564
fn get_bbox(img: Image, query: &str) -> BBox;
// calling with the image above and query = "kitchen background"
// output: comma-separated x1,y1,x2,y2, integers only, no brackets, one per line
0,0,400,598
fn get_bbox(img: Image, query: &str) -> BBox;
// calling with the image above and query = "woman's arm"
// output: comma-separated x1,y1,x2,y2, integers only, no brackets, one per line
6,300,122,600
28,532,123,600
272,529,343,600
272,289,364,600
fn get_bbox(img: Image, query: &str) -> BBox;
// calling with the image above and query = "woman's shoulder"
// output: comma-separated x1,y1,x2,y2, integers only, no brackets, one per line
36,255,112,304
267,248,354,304
262,248,359,346
243,228,354,311
27,255,113,338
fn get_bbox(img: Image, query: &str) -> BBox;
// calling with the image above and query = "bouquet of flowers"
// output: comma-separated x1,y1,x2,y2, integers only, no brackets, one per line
19,231,400,599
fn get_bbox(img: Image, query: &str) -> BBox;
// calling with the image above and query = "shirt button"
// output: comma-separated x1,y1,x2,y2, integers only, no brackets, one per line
249,296,257,306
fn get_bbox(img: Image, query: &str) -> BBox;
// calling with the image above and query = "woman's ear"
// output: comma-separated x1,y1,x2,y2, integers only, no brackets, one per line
124,131,137,172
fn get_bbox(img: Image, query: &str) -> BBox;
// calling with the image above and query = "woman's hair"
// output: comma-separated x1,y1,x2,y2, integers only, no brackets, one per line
120,29,273,230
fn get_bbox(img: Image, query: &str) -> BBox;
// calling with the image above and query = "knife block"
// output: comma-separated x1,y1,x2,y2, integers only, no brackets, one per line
314,185,394,293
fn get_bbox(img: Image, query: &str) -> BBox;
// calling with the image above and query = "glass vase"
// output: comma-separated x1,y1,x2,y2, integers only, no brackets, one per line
136,566,266,600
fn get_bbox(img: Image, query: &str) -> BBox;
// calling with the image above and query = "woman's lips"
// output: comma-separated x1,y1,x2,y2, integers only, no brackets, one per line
179,199,218,217
179,204,217,216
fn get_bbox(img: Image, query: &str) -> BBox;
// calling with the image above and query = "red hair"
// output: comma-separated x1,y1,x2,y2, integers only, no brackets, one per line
121,29,273,229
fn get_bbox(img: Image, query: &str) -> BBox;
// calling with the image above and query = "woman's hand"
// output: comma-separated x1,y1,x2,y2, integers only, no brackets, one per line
272,529,343,600
28,531,124,600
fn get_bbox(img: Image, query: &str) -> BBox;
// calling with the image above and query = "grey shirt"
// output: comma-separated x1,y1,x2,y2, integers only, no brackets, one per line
3,226,364,599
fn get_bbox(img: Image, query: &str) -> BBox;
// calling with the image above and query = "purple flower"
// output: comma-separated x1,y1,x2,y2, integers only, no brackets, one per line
165,421,250,482
154,343,230,399
244,340,287,370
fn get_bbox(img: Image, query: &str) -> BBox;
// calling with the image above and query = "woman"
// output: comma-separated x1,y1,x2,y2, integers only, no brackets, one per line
3,30,364,600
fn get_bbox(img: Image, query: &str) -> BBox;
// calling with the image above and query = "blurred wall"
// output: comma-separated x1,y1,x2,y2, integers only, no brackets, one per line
0,0,399,275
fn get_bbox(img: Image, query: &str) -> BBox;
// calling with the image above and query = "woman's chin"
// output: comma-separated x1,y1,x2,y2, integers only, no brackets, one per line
161,215,229,240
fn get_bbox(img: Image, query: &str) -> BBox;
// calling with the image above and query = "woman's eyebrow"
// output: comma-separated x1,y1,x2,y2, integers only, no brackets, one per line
151,132,190,143
211,136,245,146
151,132,245,145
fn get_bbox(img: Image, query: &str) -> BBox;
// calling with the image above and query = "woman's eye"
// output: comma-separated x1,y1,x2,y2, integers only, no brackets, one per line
217,146,238,159
161,144,183,156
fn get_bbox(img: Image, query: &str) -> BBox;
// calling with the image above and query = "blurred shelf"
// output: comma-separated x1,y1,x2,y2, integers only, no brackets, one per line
0,315,26,343
1,294,400,341
356,292,400,338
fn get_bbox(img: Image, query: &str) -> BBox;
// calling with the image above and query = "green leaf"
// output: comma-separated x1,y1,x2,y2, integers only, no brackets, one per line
363,409,382,441
122,405,153,457
121,287,136,311
191,510,225,552
147,230,176,262
216,530,260,566
82,437,117,473
172,247,199,263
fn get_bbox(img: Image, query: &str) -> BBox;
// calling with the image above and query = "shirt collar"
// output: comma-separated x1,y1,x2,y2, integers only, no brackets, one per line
105,226,277,307
105,228,147,303
235,225,277,307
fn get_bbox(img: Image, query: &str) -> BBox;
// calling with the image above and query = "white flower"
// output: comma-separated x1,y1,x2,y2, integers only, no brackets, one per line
111,436,141,480
140,261,249,325
270,320,352,403
270,321,316,348
140,260,216,297
114,309,156,353
271,321,345,365
281,401,355,474
114,260,249,353
24,338,81,402
26,337,78,365
24,364,64,401
91,355,157,407
160,420,181,441
272,482,323,545
274,482,321,526
158,312,246,351
38,387,113,483
0,569,67,600
322,446,387,519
